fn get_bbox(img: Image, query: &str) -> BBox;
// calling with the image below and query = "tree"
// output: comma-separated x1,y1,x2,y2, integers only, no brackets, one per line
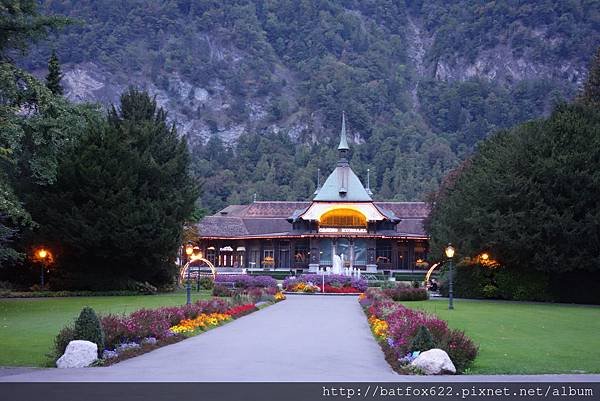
32,88,197,289
426,102,600,274
45,50,63,95
578,46,600,107
0,0,91,265
0,0,69,58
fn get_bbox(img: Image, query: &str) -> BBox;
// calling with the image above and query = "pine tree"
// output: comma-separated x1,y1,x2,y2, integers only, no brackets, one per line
45,50,63,95
579,47,600,107
34,88,197,289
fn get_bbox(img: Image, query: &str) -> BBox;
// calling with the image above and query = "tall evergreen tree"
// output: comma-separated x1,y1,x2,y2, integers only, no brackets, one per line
32,88,197,289
578,46,600,107
45,50,63,95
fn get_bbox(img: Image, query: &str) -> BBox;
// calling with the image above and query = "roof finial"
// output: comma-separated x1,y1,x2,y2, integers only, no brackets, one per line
338,111,349,152
313,168,321,195
366,168,374,196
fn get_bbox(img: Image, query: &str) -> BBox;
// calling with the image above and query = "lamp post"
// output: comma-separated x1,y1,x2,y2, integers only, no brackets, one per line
185,243,194,305
445,244,455,310
37,248,48,288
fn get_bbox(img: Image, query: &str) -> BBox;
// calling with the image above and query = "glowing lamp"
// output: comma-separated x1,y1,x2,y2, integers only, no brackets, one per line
480,253,489,261
37,249,48,259
444,244,455,259
185,244,194,256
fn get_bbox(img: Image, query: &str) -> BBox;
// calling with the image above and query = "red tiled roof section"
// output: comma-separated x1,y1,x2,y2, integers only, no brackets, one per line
374,202,430,218
215,201,310,218
198,216,249,237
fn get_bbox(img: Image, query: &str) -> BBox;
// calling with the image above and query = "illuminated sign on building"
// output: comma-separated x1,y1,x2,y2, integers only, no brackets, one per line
318,227,368,233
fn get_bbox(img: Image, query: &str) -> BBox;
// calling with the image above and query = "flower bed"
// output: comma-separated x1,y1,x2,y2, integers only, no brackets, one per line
214,274,277,289
359,289,478,374
284,274,367,293
169,312,231,334
53,294,284,367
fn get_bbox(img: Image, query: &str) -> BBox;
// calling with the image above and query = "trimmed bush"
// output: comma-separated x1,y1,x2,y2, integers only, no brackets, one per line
409,325,435,353
212,285,233,297
74,307,105,356
383,287,429,301
198,276,214,290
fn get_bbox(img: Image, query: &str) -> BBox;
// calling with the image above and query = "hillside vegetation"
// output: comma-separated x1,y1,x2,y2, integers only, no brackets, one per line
21,0,600,212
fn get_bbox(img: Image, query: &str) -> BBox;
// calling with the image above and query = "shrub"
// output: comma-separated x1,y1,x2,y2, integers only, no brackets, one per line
409,325,435,353
214,275,277,289
53,325,76,358
438,329,479,373
383,287,429,301
212,284,233,297
482,284,499,299
198,276,214,290
74,307,105,356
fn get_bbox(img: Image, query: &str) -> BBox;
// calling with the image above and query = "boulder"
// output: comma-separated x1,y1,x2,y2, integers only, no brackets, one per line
410,348,456,375
56,340,98,368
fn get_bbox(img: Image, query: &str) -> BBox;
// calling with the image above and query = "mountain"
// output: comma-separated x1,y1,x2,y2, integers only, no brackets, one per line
20,0,600,212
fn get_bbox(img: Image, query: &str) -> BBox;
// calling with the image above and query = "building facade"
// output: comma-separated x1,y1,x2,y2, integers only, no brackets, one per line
196,114,430,274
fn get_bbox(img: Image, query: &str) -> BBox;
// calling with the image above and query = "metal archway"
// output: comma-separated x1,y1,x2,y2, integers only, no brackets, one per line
424,262,442,287
179,256,216,284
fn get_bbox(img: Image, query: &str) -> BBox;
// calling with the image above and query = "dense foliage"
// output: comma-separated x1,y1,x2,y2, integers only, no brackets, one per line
427,54,600,303
18,0,596,212
0,1,96,265
427,102,600,271
22,89,197,289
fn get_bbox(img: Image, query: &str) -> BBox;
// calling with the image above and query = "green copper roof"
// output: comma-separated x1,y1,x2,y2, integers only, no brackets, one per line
313,165,373,201
338,111,349,151
313,112,371,201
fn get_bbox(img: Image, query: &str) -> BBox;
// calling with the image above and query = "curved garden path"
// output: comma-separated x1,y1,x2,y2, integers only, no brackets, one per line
0,295,398,381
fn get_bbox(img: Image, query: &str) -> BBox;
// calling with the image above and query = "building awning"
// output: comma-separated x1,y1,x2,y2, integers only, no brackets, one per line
236,246,246,251
220,246,234,252
297,202,388,222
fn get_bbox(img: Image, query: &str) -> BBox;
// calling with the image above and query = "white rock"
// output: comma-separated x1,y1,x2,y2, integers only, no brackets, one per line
56,340,98,368
410,348,456,375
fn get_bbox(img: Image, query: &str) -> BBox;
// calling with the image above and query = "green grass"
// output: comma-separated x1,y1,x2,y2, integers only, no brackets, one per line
0,290,213,367
401,298,600,374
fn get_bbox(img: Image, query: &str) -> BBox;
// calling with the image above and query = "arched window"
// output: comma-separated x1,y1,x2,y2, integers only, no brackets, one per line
319,208,367,228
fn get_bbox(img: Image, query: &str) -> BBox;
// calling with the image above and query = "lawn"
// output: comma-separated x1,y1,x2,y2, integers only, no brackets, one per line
402,298,600,374
0,290,213,367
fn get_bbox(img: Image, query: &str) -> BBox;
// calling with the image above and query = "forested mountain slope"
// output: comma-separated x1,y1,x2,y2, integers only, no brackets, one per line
21,0,600,212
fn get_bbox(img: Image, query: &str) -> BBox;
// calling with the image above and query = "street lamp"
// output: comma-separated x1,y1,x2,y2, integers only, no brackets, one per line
445,244,455,310
480,252,489,261
185,244,194,305
36,248,49,288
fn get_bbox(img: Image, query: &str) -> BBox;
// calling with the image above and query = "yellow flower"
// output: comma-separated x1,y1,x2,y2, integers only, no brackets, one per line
169,313,232,334
368,315,388,340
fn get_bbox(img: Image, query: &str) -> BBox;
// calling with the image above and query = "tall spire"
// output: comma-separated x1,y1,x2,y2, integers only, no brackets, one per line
338,111,349,152
337,111,350,168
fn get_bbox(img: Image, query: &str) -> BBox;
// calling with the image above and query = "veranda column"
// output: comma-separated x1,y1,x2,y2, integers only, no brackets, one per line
349,239,354,269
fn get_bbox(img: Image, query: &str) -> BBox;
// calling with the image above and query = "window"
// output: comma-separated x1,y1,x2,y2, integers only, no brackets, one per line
294,242,309,264
376,242,392,264
263,249,274,268
248,249,260,269
320,208,367,227
206,248,216,265
279,249,290,269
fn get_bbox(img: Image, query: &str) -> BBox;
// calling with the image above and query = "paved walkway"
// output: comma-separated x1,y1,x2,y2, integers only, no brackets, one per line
2,295,599,382
0,295,397,381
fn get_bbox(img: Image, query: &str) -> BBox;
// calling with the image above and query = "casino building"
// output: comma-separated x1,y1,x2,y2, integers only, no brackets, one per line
195,114,430,274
